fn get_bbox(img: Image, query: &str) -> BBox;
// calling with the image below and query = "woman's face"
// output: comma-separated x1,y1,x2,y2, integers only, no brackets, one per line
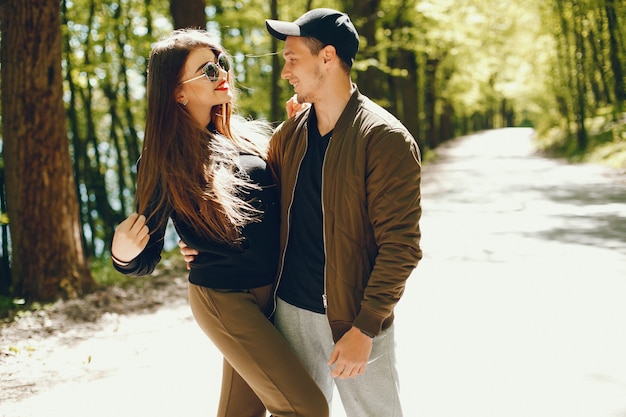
178,48,232,127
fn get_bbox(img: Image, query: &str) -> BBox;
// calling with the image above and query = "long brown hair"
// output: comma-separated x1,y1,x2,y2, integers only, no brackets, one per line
135,29,270,245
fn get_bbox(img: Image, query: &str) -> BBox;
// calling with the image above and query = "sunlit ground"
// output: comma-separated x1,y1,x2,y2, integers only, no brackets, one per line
397,128,626,417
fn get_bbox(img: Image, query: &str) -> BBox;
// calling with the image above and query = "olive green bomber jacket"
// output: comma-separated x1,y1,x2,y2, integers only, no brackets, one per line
268,86,423,342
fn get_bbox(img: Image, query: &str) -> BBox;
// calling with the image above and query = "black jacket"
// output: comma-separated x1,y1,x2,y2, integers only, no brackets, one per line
113,153,280,290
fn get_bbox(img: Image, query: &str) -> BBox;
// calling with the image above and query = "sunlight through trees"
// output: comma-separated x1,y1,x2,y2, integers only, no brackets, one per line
0,0,624,301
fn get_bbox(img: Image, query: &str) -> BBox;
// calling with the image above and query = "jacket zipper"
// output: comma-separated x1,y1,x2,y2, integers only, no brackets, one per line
320,136,331,309
272,133,309,314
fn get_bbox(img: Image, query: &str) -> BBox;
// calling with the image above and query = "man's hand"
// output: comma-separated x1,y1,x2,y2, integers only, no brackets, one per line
328,326,373,379
178,240,199,270
111,213,150,264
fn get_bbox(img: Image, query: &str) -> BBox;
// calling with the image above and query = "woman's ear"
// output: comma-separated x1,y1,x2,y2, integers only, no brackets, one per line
173,85,186,105
176,92,188,106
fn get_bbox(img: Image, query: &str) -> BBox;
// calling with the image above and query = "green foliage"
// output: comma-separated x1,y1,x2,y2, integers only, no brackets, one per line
536,110,626,169
209,0,277,120
423,0,551,123
90,247,187,289
52,0,626,261
0,296,50,322
2,0,623,304
211,0,343,121
0,246,187,321
0,295,17,319
59,0,356,261
533,0,626,157
90,254,137,288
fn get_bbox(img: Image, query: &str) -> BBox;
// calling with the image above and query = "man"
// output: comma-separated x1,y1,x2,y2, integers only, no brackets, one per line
265,8,422,417
181,8,422,416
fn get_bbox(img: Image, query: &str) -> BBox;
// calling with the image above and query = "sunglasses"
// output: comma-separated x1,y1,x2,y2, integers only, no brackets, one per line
180,53,230,85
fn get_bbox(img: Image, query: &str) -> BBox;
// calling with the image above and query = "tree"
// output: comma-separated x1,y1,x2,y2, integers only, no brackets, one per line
604,0,624,113
0,0,618,302
269,0,281,121
343,0,385,102
170,0,206,29
1,0,95,301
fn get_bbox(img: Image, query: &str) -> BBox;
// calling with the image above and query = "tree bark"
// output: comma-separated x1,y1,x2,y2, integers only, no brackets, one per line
424,58,439,148
604,0,625,109
0,168,10,295
573,4,588,150
554,0,575,139
269,0,281,122
170,0,206,29
344,0,384,101
1,0,95,301
391,48,420,145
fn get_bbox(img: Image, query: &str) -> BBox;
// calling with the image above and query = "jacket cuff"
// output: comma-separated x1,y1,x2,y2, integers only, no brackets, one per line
112,256,140,274
352,307,384,338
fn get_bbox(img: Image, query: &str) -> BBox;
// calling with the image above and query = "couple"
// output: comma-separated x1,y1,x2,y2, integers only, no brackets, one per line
111,8,422,417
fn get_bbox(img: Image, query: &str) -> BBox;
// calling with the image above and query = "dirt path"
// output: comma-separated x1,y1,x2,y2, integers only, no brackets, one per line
0,272,193,403
2,128,626,417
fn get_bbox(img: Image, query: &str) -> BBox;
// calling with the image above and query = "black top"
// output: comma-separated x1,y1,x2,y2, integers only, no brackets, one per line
114,153,280,290
278,108,330,313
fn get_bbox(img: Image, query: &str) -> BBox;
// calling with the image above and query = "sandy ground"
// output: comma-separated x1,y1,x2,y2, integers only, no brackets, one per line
1,127,626,417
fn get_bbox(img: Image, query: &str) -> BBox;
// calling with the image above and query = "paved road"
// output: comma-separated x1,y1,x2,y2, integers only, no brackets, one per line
398,128,626,417
3,128,626,417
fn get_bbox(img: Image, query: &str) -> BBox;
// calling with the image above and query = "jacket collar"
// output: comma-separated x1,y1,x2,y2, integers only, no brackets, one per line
332,83,362,135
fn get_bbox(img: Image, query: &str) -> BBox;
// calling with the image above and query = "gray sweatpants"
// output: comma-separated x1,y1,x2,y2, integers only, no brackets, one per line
274,298,403,417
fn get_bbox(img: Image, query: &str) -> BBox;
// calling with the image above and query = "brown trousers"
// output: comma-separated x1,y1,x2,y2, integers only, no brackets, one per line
188,283,328,417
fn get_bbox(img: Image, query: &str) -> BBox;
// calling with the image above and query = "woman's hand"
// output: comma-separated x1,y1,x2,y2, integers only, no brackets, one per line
286,94,310,118
178,240,199,270
111,213,150,265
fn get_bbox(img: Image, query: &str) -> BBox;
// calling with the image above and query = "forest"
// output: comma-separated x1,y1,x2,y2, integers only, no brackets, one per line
0,0,624,303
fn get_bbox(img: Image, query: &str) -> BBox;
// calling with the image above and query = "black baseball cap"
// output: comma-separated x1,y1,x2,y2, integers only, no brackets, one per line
266,8,360,67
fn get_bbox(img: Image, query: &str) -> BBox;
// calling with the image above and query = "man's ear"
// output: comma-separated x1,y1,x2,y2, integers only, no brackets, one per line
322,45,337,64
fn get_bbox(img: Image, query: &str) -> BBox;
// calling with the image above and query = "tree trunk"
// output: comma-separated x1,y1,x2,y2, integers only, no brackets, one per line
62,0,94,258
1,0,95,301
344,0,384,101
439,100,455,142
424,58,439,148
116,2,141,189
170,0,206,29
0,168,10,296
554,0,576,139
573,4,588,150
604,0,625,110
391,48,420,146
269,0,281,122
586,25,611,105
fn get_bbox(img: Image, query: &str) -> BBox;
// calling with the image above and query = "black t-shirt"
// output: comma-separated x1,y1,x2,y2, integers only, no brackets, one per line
278,109,330,313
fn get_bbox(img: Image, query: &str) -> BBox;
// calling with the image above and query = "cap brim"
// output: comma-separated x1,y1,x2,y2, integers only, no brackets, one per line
265,19,301,40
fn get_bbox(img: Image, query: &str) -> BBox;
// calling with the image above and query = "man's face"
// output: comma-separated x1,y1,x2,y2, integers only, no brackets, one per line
281,37,324,104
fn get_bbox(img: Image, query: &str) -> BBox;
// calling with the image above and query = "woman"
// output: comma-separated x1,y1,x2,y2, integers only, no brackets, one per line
111,29,328,417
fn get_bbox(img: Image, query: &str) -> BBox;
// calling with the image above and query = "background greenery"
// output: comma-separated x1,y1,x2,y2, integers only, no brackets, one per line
0,0,624,304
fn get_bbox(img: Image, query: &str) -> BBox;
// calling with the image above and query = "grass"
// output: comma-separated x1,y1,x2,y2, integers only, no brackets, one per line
0,247,186,322
535,110,626,171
